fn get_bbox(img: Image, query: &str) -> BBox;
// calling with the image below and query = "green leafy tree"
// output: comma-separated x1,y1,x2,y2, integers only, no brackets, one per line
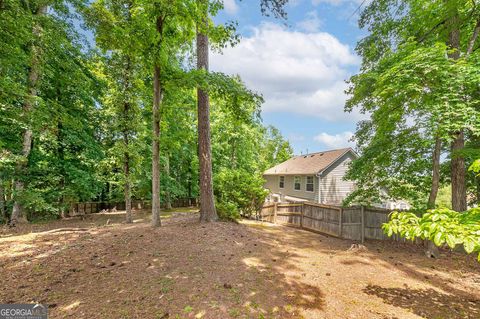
346,0,480,211
1,0,104,223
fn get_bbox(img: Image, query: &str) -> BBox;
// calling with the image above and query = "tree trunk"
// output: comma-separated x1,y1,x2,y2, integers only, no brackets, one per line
124,122,132,223
425,137,441,258
427,137,441,209
187,161,193,204
165,153,172,210
10,5,47,226
123,57,133,224
0,181,6,223
197,6,217,222
151,63,162,227
451,131,467,211
447,7,467,212
151,15,165,227
58,119,66,218
124,4,133,224
125,149,132,223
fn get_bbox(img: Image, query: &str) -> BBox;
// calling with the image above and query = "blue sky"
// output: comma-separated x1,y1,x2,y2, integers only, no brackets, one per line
211,0,367,154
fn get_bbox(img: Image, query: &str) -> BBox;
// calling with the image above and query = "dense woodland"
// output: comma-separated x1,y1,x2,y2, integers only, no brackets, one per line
0,0,293,225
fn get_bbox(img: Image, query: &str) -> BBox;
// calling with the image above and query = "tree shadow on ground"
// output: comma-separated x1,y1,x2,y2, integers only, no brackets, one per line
0,214,325,318
250,221,480,318
364,284,480,319
339,239,480,298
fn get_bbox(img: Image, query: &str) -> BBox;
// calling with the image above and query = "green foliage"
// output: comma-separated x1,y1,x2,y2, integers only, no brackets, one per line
384,208,480,261
345,0,480,208
215,200,241,221
0,0,292,223
435,186,452,209
214,169,268,221
470,159,480,174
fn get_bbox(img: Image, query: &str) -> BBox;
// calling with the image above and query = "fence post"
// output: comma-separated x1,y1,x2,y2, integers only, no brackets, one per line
339,207,343,238
361,205,365,243
273,202,278,224
300,203,304,229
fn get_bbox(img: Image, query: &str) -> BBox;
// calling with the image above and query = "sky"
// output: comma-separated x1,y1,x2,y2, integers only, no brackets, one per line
211,0,367,154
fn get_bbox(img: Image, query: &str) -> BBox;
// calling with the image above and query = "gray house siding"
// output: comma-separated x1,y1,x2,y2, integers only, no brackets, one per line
318,152,355,204
264,175,319,202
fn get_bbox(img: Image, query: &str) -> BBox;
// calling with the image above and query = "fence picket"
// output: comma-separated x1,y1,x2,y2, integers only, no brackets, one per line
259,202,404,243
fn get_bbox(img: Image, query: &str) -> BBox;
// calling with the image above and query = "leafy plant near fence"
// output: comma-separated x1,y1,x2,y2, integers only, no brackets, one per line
384,208,480,261
214,169,268,221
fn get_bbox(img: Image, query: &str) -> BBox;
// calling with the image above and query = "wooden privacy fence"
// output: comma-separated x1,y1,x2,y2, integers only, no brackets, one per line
68,198,198,216
259,202,403,242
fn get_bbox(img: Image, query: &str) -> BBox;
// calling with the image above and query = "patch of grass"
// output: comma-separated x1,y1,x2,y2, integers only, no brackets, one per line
229,288,241,304
183,305,193,313
157,277,174,294
228,308,241,318
250,301,259,310
284,304,294,313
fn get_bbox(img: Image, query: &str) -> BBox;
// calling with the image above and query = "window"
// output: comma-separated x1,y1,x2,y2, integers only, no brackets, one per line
279,176,285,189
306,176,314,192
294,176,301,190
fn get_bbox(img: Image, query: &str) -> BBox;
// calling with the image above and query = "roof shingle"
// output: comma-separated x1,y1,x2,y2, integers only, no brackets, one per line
263,148,354,175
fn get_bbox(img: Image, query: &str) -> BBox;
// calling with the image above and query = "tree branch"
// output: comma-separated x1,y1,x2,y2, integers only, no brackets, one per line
467,18,480,56
417,19,447,43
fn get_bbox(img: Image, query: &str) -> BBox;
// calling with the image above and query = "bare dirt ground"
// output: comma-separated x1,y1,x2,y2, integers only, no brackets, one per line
1,210,479,319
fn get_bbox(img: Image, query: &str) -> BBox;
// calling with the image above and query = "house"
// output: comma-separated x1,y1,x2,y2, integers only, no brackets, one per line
263,148,356,205
263,147,411,209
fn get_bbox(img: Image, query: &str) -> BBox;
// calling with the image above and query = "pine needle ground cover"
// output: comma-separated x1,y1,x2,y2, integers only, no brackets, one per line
1,211,479,318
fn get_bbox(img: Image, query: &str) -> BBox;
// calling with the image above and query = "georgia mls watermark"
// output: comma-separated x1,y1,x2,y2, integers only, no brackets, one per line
0,304,48,319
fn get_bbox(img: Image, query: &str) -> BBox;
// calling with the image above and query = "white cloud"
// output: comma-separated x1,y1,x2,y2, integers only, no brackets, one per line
314,131,354,148
210,23,360,121
222,0,239,15
296,11,322,32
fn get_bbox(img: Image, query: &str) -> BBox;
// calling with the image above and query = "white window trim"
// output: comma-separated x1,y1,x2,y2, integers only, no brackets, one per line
293,176,301,191
305,175,314,193
279,175,285,189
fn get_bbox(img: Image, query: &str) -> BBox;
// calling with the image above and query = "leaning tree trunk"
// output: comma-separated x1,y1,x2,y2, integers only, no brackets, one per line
10,5,47,226
197,5,217,222
425,137,441,258
447,7,467,212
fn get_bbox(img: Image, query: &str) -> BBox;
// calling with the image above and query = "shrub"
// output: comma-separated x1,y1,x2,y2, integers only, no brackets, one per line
214,168,268,220
215,200,240,221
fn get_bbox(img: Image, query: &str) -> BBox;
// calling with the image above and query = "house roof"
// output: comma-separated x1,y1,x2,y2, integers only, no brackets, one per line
263,148,355,176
